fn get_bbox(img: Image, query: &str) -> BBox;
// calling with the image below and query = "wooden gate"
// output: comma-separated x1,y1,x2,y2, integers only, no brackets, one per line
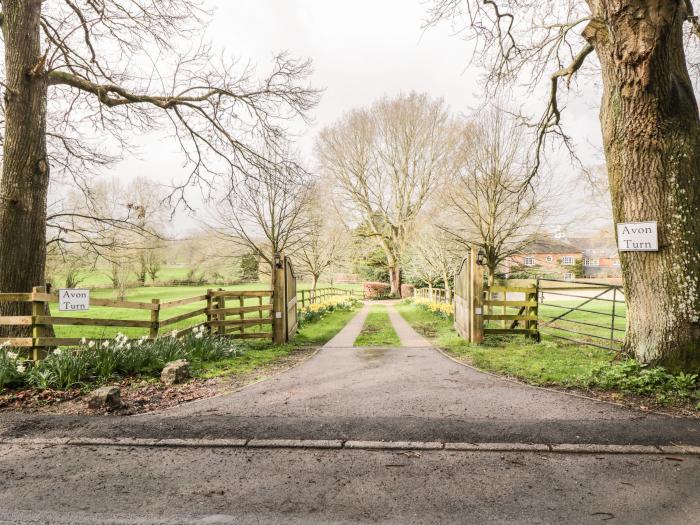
454,255,471,340
483,285,539,340
453,248,484,343
284,257,298,340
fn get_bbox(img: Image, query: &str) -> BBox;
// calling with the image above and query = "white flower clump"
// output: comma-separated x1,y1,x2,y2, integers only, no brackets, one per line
53,348,62,356
16,363,26,374
194,325,207,339
112,333,130,349
6,351,18,360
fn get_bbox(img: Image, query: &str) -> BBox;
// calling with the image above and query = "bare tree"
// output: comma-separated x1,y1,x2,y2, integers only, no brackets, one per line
440,108,547,286
428,1,700,368
0,1,319,334
295,184,350,290
406,223,462,300
210,150,314,285
317,92,458,297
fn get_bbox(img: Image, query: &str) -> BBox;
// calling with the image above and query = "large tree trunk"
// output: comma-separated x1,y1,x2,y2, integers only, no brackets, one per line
388,266,401,298
585,4,700,370
0,0,49,336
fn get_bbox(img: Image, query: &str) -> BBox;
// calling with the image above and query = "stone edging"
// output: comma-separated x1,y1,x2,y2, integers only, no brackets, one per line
2,437,699,455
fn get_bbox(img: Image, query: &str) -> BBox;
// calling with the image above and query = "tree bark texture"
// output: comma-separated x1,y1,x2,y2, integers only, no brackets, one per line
585,1,700,369
0,0,49,336
388,266,401,298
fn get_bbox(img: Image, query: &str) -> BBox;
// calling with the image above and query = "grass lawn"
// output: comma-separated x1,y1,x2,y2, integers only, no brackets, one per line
397,301,615,387
196,306,359,379
354,305,401,347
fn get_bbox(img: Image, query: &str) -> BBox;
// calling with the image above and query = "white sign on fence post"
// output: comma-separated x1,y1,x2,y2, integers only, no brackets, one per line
58,289,90,312
617,221,658,252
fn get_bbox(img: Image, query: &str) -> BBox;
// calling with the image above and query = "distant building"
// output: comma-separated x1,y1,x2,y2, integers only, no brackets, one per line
505,232,622,280
568,236,621,278
505,238,582,280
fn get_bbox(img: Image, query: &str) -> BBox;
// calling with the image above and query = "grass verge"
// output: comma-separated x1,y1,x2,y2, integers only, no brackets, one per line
354,305,401,347
197,306,360,379
397,301,700,412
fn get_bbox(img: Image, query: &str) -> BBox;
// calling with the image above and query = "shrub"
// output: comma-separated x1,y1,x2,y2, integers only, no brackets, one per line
363,281,392,299
400,284,415,299
587,360,700,405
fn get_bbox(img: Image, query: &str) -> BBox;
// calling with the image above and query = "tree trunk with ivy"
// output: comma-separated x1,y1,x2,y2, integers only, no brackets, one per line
585,4,700,370
0,0,50,336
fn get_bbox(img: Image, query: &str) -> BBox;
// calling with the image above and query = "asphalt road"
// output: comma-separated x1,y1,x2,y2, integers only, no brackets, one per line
1,303,699,524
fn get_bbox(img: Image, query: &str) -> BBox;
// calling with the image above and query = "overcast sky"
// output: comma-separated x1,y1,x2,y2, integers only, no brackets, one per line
115,0,610,234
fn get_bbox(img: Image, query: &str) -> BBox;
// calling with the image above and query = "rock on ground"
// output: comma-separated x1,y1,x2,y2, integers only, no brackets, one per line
161,360,190,385
86,386,121,410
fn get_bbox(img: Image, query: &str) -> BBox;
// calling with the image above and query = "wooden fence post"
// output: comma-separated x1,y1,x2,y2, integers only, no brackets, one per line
272,256,286,344
150,298,161,339
470,250,485,344
239,296,245,336
31,286,48,361
217,288,226,336
205,289,213,333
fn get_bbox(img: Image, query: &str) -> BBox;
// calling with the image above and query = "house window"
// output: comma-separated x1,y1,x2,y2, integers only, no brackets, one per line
564,272,574,280
583,258,599,267
562,256,575,265
612,260,621,267
546,256,553,263
524,257,535,266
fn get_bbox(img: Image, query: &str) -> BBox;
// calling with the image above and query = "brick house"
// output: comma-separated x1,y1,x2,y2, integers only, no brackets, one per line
568,236,622,278
505,238,583,279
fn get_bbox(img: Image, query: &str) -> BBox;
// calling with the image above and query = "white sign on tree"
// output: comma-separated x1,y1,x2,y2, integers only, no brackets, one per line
617,222,658,252
58,289,90,312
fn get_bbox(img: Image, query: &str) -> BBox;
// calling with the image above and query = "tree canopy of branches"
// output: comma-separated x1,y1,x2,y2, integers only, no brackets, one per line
295,184,350,290
0,0,319,333
317,92,458,297
210,151,314,284
440,107,547,285
428,0,700,370
404,223,462,300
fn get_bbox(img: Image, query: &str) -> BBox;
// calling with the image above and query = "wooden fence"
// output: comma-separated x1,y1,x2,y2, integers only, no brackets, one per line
414,287,452,304
0,287,274,359
297,287,358,308
0,282,359,358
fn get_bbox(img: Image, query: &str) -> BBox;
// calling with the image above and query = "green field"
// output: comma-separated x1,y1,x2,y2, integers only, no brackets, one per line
354,305,401,347
46,281,361,340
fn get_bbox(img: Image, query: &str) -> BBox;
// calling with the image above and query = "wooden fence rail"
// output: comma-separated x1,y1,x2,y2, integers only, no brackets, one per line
297,287,358,308
414,287,452,304
0,287,274,358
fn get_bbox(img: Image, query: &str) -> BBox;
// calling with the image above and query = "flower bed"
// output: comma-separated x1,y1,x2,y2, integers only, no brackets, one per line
407,297,454,320
0,327,241,392
298,296,361,327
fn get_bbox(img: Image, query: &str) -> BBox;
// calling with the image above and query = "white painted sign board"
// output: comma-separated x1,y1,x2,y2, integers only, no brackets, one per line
58,289,90,312
617,222,658,252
